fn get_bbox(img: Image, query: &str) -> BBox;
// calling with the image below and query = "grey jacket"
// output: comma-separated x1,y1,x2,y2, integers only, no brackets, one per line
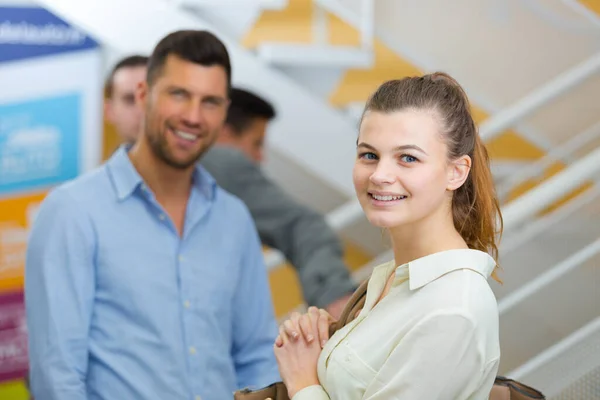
200,146,356,308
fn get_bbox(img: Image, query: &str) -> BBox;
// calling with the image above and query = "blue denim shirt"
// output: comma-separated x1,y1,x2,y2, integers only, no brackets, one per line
25,145,281,400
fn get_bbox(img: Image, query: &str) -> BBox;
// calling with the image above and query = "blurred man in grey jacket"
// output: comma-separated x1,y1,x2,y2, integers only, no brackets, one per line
104,56,355,316
203,88,355,315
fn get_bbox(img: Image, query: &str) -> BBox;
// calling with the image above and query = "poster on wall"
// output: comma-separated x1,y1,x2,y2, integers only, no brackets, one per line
0,5,98,64
0,93,81,196
0,4,103,179
0,191,46,293
0,4,102,391
0,290,28,383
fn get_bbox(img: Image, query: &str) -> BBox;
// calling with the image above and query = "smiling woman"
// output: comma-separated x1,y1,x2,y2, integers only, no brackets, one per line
354,74,502,273
272,72,506,400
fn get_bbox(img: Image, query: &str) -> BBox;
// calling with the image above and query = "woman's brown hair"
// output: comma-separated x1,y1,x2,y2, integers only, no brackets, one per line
361,72,503,280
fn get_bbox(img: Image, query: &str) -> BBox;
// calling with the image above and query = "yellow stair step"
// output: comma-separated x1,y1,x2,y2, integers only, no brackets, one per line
242,0,314,48
579,0,600,14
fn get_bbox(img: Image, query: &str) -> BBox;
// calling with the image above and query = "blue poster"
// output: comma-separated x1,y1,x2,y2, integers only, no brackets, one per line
0,7,98,64
0,93,81,195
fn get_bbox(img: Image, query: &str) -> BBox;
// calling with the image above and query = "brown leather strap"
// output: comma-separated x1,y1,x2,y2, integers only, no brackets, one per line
494,376,546,399
328,279,369,337
489,384,510,400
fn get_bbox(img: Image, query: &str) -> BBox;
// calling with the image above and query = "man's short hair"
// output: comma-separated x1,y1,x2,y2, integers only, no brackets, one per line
147,30,231,91
104,55,149,98
226,88,276,135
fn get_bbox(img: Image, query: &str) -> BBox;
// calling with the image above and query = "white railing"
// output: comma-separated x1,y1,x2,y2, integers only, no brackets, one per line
479,51,600,142
562,0,600,28
498,237,600,315
497,120,600,201
500,186,600,253
502,144,600,232
507,317,600,396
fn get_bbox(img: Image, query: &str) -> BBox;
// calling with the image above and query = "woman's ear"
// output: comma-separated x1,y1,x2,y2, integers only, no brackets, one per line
447,155,471,191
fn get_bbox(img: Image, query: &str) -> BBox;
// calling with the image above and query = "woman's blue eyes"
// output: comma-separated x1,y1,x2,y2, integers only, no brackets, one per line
359,152,378,160
358,152,419,163
400,154,418,163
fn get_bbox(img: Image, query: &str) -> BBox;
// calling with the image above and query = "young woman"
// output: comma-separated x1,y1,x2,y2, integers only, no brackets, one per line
274,72,503,399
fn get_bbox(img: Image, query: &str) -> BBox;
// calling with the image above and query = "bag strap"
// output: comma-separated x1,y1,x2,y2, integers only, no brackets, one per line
328,279,369,337
494,376,546,398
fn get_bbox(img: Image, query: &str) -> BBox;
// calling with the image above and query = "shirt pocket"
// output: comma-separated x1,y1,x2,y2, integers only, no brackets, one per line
187,250,237,316
329,341,377,389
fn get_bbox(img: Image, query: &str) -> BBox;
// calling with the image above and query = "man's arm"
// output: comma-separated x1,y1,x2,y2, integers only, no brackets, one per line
231,207,281,389
25,189,96,400
201,147,356,309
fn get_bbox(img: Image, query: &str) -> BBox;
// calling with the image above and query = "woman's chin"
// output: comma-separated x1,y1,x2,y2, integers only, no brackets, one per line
366,214,401,229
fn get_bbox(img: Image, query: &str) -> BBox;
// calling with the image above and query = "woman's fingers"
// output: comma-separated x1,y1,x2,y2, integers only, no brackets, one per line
317,309,332,348
284,319,299,340
282,312,302,340
298,313,315,343
275,307,335,348
278,324,289,346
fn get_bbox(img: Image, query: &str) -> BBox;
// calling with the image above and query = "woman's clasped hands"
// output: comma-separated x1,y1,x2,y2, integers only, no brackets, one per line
273,307,334,398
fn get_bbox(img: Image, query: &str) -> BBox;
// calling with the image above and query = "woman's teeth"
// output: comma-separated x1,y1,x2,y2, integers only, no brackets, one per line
371,194,406,201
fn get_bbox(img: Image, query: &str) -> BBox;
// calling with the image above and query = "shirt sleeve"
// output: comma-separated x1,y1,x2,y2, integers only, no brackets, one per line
362,311,484,399
25,189,96,400
231,206,281,390
292,385,331,400
200,147,356,308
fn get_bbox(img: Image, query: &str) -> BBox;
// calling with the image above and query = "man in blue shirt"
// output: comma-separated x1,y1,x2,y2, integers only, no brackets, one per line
25,30,280,400
103,58,356,319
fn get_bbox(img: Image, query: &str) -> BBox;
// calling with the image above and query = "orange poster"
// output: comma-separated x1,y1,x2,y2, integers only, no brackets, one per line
0,191,47,293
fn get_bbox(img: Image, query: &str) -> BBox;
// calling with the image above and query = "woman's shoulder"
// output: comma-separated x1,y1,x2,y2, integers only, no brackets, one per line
407,249,499,326
417,265,498,311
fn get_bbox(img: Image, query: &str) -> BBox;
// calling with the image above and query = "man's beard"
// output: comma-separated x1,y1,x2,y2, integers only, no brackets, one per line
145,119,216,170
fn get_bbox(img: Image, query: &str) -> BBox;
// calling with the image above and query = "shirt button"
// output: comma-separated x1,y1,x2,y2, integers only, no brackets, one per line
184,300,191,308
189,346,197,355
195,396,201,400
158,214,165,220
178,255,185,262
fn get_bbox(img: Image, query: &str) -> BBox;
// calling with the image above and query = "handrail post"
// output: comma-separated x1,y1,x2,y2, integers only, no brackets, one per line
360,0,374,50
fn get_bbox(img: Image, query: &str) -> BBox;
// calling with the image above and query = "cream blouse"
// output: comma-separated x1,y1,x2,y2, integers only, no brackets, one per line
293,249,501,400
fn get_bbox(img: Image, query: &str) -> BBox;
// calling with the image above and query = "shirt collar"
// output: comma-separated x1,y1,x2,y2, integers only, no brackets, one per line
106,144,217,201
391,249,496,290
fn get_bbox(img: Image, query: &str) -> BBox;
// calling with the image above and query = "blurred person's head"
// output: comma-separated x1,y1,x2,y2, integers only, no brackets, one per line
217,88,276,164
104,55,149,144
354,72,502,277
133,30,231,171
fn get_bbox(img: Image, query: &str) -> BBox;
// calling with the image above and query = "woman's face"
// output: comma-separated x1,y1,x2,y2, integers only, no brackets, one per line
353,108,467,230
